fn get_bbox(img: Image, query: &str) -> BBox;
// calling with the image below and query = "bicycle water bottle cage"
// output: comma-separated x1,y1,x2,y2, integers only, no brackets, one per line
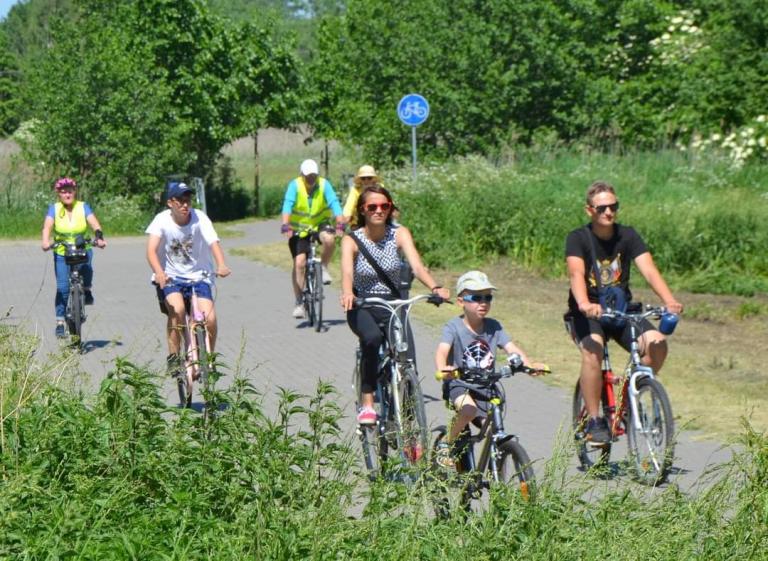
599,286,627,328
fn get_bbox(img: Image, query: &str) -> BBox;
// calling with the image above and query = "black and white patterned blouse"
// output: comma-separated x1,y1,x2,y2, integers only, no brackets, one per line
352,225,401,296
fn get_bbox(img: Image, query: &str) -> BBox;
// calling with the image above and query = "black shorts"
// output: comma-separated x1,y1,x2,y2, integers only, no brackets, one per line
443,381,503,419
563,309,656,353
288,225,334,258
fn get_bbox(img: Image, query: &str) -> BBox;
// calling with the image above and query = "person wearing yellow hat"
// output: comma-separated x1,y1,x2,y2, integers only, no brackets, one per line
342,164,380,229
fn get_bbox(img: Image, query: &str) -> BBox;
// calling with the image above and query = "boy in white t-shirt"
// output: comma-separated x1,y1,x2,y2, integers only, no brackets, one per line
146,182,231,368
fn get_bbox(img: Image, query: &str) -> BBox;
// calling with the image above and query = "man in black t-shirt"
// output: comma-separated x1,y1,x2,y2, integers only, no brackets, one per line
565,181,683,445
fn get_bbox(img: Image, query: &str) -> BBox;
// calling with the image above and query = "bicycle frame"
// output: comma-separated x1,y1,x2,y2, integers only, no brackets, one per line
51,239,91,343
298,229,323,330
168,275,214,407
602,307,663,435
354,294,442,476
451,370,515,481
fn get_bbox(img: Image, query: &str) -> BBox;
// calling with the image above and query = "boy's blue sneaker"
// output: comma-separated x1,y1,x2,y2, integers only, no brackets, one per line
55,322,67,339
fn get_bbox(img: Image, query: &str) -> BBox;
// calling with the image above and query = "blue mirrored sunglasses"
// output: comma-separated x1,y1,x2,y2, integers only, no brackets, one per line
461,294,493,303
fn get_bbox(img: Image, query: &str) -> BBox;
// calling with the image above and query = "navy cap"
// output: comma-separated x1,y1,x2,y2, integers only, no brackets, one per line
167,182,193,199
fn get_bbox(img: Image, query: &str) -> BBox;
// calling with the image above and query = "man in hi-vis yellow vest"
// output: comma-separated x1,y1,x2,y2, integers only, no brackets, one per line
280,159,344,319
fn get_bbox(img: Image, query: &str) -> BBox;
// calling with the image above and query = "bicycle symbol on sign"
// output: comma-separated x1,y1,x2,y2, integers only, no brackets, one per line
399,101,428,121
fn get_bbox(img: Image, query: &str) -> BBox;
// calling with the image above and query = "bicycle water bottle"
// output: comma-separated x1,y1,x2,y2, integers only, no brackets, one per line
659,313,679,335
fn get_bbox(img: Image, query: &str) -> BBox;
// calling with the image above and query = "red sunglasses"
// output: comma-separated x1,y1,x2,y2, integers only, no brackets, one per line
363,202,392,213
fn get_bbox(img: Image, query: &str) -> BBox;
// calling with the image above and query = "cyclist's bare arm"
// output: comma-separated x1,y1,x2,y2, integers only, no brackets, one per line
41,216,54,251
395,226,450,299
210,241,231,277
435,342,459,379
566,255,601,318
86,214,107,248
340,235,357,311
146,234,168,288
634,252,683,314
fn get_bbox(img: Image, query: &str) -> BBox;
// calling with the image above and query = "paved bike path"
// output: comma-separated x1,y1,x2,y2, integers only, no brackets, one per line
0,220,732,491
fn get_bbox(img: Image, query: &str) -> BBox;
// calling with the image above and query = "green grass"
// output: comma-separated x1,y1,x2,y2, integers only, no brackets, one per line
1,324,767,559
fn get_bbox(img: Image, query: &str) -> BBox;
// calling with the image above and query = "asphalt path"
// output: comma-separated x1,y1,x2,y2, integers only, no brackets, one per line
1,219,733,492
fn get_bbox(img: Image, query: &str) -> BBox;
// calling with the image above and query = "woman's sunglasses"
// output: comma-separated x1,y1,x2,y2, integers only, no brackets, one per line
364,202,392,213
461,294,493,303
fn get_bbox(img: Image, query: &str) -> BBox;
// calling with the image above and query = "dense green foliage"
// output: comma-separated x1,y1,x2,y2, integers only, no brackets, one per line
1,325,767,559
389,149,768,296
307,0,768,164
5,0,300,203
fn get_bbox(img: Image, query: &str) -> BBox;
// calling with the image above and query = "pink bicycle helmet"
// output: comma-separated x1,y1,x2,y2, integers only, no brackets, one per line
54,177,78,190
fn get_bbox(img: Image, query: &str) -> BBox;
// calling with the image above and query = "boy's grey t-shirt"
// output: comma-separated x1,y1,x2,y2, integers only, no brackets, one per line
440,316,511,370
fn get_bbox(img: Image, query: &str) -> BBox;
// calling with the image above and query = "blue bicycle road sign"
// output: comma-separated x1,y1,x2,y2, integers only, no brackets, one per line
397,94,430,127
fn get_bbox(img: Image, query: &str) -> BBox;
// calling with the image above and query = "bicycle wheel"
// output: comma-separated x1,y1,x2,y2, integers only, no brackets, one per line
572,380,612,472
304,265,315,327
66,283,83,344
626,376,675,485
496,439,536,501
354,359,386,480
396,366,429,468
194,325,211,394
314,269,323,332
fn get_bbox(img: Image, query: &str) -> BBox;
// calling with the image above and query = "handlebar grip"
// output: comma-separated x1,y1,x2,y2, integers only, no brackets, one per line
434,369,459,381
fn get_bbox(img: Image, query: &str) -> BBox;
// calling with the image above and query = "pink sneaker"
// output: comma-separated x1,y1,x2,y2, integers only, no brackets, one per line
356,406,377,425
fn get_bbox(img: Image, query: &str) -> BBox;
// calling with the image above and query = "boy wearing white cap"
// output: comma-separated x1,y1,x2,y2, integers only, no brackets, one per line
434,270,542,469
281,159,344,318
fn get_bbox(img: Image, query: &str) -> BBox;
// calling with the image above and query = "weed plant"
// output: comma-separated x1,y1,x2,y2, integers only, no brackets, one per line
1,325,766,559
389,149,768,296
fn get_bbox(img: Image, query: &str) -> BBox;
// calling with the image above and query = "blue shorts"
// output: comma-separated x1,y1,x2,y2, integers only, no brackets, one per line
162,280,213,301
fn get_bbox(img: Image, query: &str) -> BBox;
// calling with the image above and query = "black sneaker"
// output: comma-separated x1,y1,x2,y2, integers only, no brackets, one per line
84,290,94,306
585,416,611,445
435,440,456,470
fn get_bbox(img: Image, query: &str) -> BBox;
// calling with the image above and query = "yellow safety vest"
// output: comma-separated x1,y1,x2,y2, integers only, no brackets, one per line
289,176,332,232
53,201,88,256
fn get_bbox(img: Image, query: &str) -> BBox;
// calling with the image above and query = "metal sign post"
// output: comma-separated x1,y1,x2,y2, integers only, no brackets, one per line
397,93,430,181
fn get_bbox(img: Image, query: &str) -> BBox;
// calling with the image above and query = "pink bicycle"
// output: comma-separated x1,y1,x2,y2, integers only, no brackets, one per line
166,275,216,413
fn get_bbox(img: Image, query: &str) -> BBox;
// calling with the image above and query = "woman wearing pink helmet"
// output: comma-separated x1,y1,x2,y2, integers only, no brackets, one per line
41,177,107,338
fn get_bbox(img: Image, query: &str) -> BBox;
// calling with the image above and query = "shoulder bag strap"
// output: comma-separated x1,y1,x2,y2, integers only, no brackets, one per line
583,225,605,289
351,233,400,298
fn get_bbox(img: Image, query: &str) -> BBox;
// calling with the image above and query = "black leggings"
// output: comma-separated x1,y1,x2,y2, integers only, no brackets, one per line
347,305,415,394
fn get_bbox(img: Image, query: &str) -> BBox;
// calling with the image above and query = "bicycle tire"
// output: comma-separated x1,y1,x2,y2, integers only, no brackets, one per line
496,439,536,502
304,264,315,327
430,427,453,518
66,283,83,344
572,380,612,472
396,366,429,468
353,359,385,480
194,324,211,395
626,376,675,485
314,270,323,332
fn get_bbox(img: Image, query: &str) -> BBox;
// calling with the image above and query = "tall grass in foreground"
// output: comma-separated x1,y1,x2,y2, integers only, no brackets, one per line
390,150,768,296
1,325,766,560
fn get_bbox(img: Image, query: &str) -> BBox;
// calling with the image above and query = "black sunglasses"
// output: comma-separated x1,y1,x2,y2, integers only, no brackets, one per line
590,202,620,214
461,294,493,303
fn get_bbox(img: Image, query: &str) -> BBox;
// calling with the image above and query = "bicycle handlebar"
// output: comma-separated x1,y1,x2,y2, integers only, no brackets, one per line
49,237,93,251
354,293,447,309
435,354,551,386
601,304,667,322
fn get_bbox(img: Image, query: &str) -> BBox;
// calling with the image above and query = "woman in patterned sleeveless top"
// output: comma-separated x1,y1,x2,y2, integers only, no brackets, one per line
340,184,450,425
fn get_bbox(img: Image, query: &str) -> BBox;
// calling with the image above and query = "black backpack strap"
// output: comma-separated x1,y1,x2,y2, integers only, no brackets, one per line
351,232,401,298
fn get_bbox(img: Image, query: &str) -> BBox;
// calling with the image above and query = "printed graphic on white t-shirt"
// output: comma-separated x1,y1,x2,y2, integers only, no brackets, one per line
145,209,219,281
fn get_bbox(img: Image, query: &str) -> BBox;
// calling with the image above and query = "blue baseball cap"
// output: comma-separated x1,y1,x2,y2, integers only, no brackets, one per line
167,182,193,199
